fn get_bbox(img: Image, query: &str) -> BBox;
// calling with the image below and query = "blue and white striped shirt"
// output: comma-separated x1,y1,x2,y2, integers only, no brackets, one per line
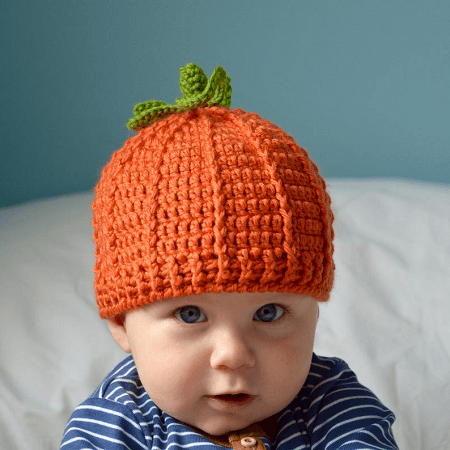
61,353,398,449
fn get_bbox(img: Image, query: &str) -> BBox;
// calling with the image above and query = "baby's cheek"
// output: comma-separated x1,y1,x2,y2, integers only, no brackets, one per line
140,367,205,424
262,336,313,391
137,351,205,404
138,367,182,413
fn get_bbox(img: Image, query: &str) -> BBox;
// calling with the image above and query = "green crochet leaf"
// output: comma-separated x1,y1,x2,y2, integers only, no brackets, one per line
127,63,232,131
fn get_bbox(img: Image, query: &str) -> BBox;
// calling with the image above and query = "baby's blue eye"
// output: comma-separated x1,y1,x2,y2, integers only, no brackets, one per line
175,306,207,324
254,304,285,322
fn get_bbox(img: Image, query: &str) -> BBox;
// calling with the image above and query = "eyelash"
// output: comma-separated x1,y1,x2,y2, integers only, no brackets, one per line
268,303,290,321
171,303,291,324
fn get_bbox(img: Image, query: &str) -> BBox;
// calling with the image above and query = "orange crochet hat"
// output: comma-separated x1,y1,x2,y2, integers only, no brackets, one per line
92,63,334,319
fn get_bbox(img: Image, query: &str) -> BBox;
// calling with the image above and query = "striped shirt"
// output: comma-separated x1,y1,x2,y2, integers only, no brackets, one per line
60,353,398,449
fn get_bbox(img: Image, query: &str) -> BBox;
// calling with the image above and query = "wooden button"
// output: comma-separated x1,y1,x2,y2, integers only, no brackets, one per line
240,436,257,448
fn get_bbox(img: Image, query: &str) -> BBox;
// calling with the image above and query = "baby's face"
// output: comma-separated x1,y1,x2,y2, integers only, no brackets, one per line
109,292,318,436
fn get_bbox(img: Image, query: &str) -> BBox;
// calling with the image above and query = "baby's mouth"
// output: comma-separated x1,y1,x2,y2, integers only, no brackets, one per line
217,393,248,399
209,393,252,403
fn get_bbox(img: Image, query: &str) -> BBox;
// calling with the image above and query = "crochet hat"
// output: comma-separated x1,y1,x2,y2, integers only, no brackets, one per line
92,63,334,319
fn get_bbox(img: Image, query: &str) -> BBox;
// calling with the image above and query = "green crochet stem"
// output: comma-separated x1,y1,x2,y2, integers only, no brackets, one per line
127,63,232,131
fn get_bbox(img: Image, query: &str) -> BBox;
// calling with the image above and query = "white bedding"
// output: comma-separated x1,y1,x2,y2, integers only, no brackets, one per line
1,179,449,450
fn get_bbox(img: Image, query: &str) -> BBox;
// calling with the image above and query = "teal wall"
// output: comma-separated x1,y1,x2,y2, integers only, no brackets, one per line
1,0,449,208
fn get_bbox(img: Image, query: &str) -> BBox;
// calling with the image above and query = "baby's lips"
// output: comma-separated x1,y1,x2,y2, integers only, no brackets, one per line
216,393,249,399
209,391,252,397
206,393,256,408
207,393,255,401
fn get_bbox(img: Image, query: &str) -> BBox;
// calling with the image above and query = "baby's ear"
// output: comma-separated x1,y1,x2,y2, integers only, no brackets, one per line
107,315,132,353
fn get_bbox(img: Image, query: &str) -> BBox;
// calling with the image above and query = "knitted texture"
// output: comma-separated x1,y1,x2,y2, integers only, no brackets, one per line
127,63,231,131
92,107,335,319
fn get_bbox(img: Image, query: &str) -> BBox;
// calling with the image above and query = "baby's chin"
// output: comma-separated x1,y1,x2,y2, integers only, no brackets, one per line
181,412,266,437
188,422,252,437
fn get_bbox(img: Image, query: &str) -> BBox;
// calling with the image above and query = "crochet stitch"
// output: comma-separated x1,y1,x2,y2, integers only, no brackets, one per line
127,63,232,131
92,63,334,319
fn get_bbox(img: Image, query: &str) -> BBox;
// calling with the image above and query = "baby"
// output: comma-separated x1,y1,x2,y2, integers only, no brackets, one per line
61,63,398,449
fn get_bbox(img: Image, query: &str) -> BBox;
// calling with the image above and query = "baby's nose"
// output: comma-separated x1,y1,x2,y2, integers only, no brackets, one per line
209,331,256,370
